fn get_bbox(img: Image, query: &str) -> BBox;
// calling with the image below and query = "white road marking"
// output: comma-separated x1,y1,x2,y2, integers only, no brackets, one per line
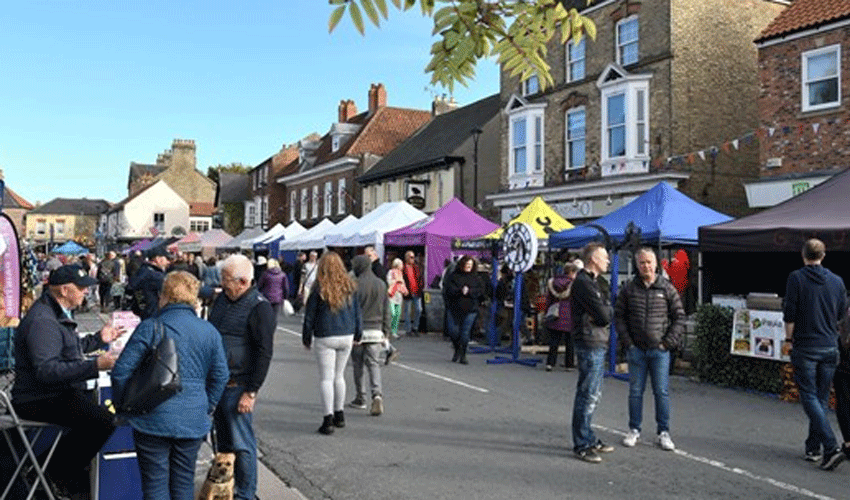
594,425,835,500
391,362,489,393
276,326,490,394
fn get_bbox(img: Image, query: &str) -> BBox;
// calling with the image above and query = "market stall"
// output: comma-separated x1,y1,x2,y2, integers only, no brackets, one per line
178,228,233,258
267,221,307,259
323,201,427,259
384,198,499,289
550,181,732,375
218,226,265,253
243,223,286,252
699,166,850,296
483,196,573,245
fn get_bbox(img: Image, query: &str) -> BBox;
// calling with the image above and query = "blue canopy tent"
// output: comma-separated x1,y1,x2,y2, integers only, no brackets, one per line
550,182,732,376
549,182,732,248
51,240,89,255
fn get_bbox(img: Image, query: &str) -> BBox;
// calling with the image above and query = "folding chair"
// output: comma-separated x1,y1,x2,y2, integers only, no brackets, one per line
0,388,64,500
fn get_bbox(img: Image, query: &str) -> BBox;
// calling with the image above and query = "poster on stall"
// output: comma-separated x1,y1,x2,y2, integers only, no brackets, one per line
110,310,141,353
0,213,21,327
730,308,789,361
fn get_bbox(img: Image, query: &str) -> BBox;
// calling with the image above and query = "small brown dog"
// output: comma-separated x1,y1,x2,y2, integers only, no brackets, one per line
196,452,235,500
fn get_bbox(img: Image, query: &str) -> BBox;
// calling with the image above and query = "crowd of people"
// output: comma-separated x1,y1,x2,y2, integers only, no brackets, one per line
8,236,848,500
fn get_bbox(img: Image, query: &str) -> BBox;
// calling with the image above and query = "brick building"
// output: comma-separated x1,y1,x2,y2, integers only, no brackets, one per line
748,0,850,207
245,136,316,230
276,84,431,227
489,0,787,223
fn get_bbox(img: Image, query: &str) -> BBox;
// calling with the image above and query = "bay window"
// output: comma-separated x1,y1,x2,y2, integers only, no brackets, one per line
597,64,651,176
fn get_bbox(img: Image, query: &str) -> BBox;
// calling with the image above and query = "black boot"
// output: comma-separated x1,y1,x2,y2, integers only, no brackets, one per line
452,345,460,363
333,410,345,428
458,345,468,365
318,414,335,435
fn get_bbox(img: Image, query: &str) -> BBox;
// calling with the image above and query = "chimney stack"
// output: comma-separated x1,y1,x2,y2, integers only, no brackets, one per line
432,95,459,116
368,83,387,114
338,99,358,122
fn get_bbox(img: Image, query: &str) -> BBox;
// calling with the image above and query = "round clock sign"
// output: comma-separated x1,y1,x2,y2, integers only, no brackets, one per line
502,222,538,273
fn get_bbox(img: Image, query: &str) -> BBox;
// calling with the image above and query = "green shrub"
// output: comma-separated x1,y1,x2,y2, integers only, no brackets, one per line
693,304,783,394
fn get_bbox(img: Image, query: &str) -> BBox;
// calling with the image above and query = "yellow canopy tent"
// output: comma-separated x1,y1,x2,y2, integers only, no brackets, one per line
484,196,573,242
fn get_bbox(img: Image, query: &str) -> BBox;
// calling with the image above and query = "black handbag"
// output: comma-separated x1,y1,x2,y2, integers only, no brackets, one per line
118,319,181,415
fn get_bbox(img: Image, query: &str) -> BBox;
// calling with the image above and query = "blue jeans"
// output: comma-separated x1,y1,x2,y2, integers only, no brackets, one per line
133,430,203,500
447,311,478,348
627,346,671,434
214,386,257,500
791,346,839,454
572,345,607,451
403,297,422,333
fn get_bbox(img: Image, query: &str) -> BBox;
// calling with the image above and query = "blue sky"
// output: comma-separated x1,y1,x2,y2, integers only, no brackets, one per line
0,1,499,206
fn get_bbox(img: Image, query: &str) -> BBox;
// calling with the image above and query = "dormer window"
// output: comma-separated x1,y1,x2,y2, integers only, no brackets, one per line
331,135,341,152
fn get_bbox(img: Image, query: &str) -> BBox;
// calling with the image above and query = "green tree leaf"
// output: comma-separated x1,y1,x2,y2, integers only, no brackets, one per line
328,5,347,33
349,2,365,35
361,0,381,28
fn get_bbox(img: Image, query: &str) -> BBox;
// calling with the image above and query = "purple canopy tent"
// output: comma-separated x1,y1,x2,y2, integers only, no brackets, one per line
122,238,151,255
384,198,499,286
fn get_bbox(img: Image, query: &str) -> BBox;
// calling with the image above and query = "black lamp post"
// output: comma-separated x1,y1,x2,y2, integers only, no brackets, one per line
471,127,482,209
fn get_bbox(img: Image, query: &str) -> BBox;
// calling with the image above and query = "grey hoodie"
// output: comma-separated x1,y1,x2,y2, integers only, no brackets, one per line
353,255,391,340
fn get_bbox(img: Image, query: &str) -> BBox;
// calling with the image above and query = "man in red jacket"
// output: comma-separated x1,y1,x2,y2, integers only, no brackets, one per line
402,250,424,336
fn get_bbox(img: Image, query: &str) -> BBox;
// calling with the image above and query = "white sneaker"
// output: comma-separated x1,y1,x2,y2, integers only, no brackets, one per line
657,431,675,451
622,429,640,447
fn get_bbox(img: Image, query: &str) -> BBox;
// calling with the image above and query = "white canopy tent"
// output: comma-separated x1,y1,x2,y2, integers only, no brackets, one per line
219,226,265,251
278,218,337,251
241,223,286,251
323,201,427,258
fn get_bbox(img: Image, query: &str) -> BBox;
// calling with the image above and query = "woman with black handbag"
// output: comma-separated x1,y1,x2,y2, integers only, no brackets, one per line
112,271,229,500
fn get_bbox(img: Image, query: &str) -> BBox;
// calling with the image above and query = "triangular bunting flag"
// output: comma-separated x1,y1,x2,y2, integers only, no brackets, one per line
687,153,695,164
698,150,706,161
721,142,730,154
768,127,775,137
732,139,739,150
813,123,821,133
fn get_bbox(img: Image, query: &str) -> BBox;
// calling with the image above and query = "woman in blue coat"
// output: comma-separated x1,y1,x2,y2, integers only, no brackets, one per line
112,271,229,500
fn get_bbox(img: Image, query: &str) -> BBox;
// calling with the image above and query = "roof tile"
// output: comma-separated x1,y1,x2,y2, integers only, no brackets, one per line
757,0,850,42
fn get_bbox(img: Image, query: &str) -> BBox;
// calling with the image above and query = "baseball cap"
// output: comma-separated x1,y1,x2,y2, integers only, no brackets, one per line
147,247,170,259
49,265,98,287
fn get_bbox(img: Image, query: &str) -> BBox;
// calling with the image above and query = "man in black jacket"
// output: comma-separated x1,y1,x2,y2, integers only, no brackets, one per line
783,238,847,470
127,247,170,319
570,242,613,463
13,265,122,497
616,248,685,452
208,254,275,499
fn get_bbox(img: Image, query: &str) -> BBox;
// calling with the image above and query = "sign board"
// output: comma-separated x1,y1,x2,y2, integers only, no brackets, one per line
502,222,538,273
730,309,790,362
405,181,427,209
0,214,20,325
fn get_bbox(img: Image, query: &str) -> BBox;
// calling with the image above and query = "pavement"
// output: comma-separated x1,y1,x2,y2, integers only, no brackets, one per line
74,308,306,500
